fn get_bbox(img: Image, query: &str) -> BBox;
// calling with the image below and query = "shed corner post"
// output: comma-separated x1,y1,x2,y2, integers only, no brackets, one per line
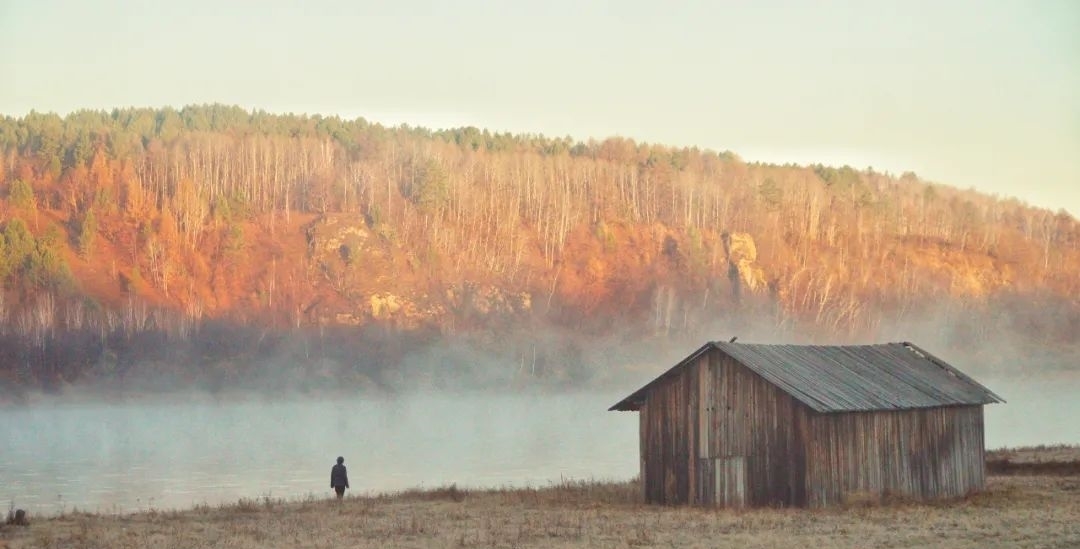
639,402,648,503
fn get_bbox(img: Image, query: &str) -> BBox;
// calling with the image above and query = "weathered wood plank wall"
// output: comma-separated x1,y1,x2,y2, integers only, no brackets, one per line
639,355,701,504
638,347,987,507
801,404,985,506
698,353,804,506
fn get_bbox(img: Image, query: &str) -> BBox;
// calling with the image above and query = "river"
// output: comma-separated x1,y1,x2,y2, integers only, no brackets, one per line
1,376,1076,515
1,392,637,515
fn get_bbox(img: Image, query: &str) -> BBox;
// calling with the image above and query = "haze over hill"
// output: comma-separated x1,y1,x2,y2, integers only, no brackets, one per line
0,106,1077,396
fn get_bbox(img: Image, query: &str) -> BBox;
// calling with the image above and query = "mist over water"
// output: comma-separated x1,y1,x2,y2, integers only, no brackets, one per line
982,374,1080,448
2,375,1077,516
1,323,1076,517
0,392,638,515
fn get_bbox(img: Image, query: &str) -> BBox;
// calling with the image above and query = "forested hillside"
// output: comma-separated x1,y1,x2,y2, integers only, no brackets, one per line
0,105,1077,393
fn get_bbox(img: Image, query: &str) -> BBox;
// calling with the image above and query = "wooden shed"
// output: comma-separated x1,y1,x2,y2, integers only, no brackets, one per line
609,341,1003,507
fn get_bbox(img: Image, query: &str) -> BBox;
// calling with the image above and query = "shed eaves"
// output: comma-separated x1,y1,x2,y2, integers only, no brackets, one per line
609,341,1004,413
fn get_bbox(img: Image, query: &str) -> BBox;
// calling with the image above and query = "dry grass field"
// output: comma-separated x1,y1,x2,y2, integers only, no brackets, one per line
987,444,1080,475
2,448,1078,549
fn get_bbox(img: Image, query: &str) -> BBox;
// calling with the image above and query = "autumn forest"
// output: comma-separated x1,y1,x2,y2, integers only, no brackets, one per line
0,105,1077,395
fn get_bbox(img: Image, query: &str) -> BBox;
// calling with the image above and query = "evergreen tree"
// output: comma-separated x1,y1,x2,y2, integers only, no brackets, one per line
79,208,98,259
9,179,36,211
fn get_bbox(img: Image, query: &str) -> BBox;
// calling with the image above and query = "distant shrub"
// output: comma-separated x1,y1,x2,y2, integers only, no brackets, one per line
9,179,36,211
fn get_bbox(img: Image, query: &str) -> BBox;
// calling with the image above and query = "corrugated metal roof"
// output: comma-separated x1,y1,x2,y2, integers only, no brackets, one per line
609,341,1004,413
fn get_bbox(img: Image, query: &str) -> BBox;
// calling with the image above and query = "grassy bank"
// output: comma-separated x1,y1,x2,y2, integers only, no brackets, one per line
2,447,1078,549
3,476,1077,549
987,444,1080,476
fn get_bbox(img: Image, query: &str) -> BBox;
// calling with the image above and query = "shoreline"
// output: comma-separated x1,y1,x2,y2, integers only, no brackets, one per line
2,476,1077,549
986,444,1080,476
7,445,1077,518
2,446,1078,548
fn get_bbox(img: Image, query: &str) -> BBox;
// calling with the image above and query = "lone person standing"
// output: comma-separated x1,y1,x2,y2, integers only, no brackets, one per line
330,456,350,499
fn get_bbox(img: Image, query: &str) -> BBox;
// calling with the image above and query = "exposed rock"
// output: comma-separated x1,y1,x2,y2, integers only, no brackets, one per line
723,232,766,293
305,214,374,270
370,293,403,319
446,283,532,316
367,292,447,326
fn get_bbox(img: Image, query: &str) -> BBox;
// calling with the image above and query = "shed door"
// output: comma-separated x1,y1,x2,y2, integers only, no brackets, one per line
715,457,747,507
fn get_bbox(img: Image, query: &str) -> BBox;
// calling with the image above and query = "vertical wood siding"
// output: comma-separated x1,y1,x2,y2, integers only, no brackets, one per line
639,355,701,504
638,348,987,507
698,352,804,506
801,405,986,506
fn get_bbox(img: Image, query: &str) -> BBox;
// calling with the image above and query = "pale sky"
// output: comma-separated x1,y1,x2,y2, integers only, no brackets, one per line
2,0,1077,215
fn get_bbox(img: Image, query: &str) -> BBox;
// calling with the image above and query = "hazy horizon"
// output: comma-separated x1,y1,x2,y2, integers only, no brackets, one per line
2,0,1077,216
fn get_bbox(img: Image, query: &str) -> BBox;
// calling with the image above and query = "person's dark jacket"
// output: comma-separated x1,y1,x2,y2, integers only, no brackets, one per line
330,463,349,489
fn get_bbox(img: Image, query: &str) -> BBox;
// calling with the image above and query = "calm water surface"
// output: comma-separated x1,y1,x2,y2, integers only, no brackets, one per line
1,392,637,514
1,376,1076,515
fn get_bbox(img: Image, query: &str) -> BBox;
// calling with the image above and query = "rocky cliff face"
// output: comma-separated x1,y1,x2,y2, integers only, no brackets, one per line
723,231,766,296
